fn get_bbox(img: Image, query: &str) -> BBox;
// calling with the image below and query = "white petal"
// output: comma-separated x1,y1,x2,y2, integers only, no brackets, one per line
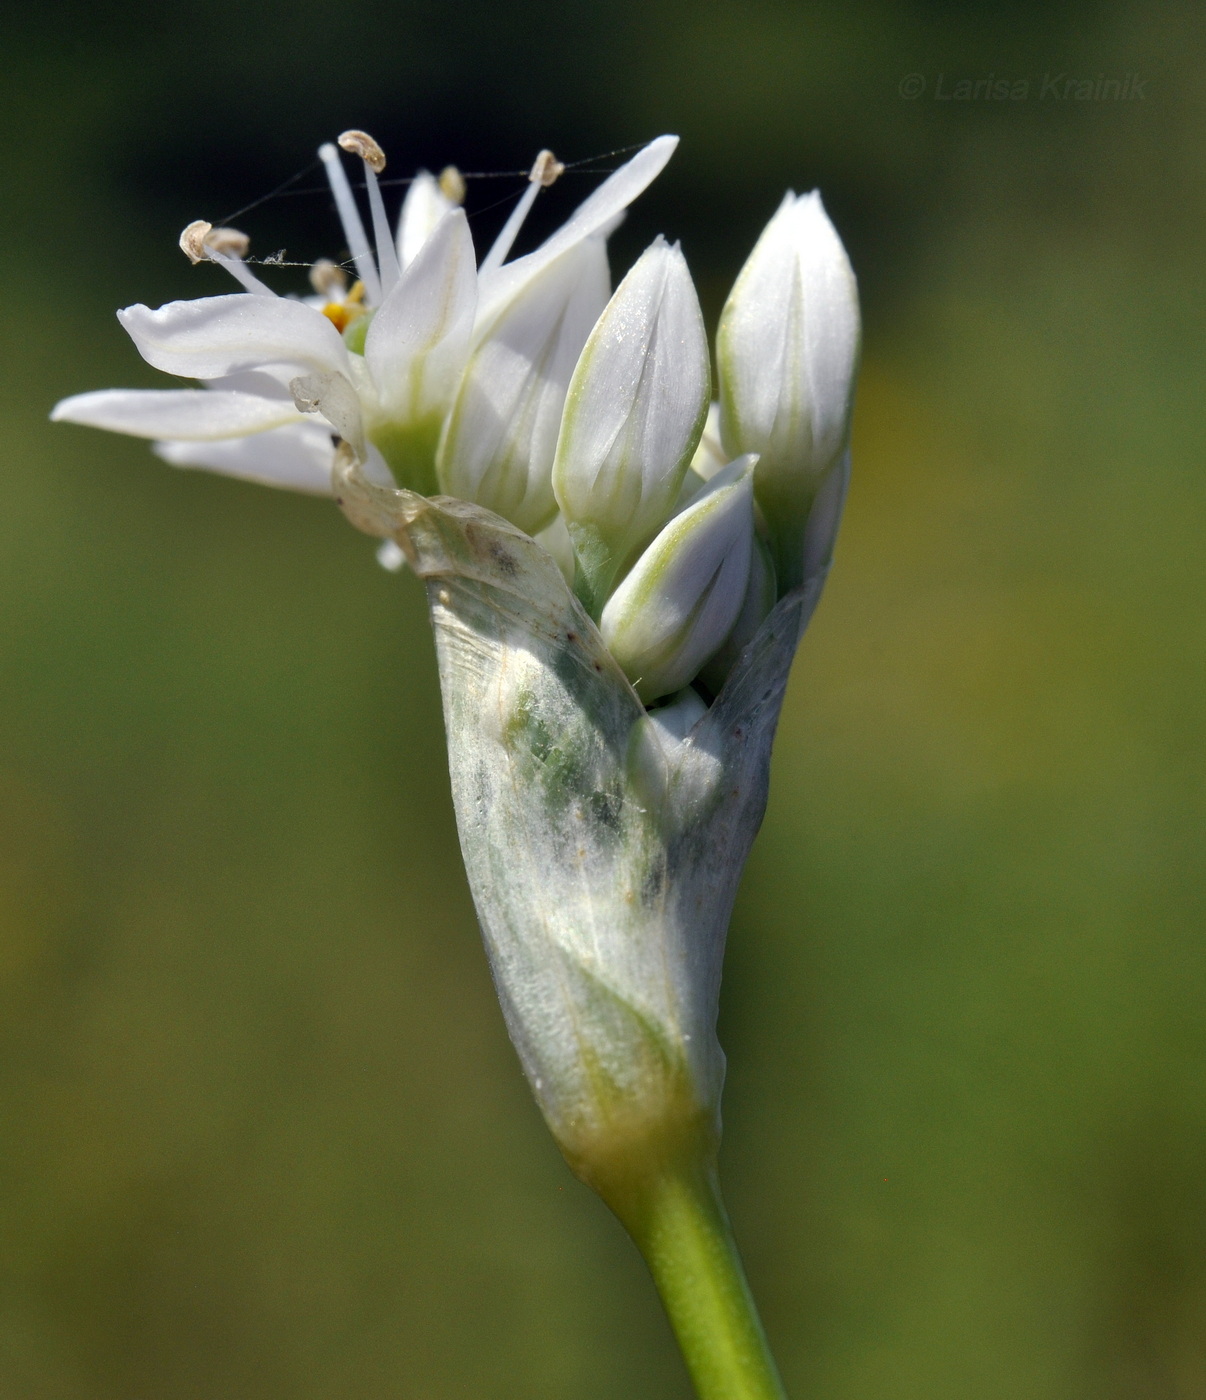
153,422,337,494
204,370,295,399
689,402,727,481
716,192,798,451
119,294,352,383
794,194,861,466
438,236,610,535
365,208,477,425
475,135,678,336
396,171,454,269
698,530,777,694
51,388,302,440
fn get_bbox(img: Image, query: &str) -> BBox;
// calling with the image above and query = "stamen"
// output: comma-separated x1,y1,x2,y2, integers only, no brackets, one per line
439,166,467,204
204,227,251,257
207,251,276,296
179,220,213,264
337,129,386,172
318,142,382,305
309,259,348,296
479,149,563,275
339,129,402,298
178,220,274,296
530,149,566,188
321,278,366,332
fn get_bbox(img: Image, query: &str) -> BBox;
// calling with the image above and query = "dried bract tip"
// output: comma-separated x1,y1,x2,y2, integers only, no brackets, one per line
338,129,386,173
529,149,565,188
438,165,467,204
203,226,250,258
179,219,213,264
309,258,348,296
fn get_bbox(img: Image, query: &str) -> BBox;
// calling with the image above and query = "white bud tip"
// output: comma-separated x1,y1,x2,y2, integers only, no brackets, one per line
309,258,348,296
179,219,213,264
529,149,565,187
338,129,386,172
203,226,250,258
438,165,467,204
376,539,407,572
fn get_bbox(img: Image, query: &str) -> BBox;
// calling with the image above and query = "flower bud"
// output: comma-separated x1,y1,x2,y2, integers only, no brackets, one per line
553,237,710,613
717,191,859,588
396,170,456,269
437,236,610,536
698,530,777,695
600,457,756,704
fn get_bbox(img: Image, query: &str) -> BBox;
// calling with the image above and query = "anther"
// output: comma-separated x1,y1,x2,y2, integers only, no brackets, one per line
179,220,213,264
338,130,386,173
479,149,557,275
180,219,273,295
204,226,251,258
309,259,348,296
529,150,565,188
439,166,467,205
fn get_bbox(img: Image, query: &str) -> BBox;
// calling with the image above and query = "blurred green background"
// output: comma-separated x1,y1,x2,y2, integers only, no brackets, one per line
2,1,1205,1396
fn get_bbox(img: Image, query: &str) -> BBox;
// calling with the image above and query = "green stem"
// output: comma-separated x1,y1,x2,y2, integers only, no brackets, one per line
623,1164,788,1400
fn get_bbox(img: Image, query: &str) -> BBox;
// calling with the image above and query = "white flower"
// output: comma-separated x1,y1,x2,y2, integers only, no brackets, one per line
599,456,756,702
716,190,859,586
52,135,680,512
552,236,710,612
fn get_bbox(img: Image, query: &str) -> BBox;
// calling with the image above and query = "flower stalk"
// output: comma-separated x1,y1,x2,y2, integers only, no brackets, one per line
623,1164,787,1400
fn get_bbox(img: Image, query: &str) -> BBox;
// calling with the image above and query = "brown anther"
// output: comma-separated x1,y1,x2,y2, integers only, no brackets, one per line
204,226,250,258
529,150,565,188
438,165,467,205
179,220,213,264
338,129,386,173
309,258,348,296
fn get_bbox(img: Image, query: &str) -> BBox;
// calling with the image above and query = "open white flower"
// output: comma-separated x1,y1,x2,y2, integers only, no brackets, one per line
53,134,680,509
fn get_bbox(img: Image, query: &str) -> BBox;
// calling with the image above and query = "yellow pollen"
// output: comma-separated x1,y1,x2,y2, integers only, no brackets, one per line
321,281,367,333
438,166,467,205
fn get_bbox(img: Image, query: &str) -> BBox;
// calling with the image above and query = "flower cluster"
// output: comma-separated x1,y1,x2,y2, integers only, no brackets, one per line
55,136,863,1393
53,131,858,711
